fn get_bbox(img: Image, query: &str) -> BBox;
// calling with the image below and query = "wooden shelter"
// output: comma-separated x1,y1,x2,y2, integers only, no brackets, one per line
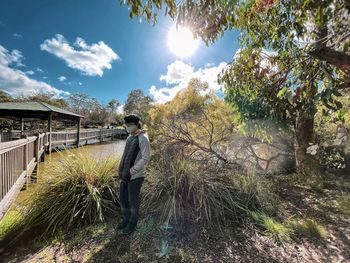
0,101,84,151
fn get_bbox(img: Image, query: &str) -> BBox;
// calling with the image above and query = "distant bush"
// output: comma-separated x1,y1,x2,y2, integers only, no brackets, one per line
142,153,279,228
1,149,119,247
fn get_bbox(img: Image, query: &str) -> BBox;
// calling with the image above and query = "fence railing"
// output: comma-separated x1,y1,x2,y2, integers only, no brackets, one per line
0,127,127,220
0,135,44,219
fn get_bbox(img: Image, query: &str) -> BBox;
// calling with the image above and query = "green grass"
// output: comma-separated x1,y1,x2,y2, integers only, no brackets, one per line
286,218,327,240
250,211,327,243
1,148,120,248
249,212,292,243
142,154,278,228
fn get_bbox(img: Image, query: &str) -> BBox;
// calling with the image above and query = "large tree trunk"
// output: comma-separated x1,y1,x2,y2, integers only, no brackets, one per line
309,48,350,74
294,110,315,173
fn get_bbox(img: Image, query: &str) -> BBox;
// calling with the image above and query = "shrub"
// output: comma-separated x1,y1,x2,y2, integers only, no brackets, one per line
1,148,119,247
142,154,278,227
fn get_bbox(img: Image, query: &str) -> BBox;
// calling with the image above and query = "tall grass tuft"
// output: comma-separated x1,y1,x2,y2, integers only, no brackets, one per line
286,218,327,240
142,154,278,227
1,148,119,247
250,212,292,243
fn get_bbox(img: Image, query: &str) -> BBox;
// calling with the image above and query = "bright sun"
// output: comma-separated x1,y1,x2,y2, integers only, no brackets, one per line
168,25,199,58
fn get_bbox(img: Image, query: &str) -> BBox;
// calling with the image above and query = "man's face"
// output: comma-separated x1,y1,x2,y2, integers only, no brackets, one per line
124,122,137,133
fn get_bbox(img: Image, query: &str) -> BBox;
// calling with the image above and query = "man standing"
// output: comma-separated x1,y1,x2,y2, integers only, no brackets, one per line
117,114,151,234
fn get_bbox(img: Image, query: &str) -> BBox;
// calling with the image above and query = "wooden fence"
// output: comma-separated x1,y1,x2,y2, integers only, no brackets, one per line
0,128,127,220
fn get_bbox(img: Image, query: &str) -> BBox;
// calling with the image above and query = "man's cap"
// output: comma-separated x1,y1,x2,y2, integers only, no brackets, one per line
124,114,140,124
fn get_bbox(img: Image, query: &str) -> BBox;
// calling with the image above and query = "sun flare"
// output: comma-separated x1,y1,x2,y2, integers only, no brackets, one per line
168,25,199,58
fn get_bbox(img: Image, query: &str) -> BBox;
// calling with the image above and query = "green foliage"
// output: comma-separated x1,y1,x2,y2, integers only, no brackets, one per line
123,88,153,125
0,90,15,102
319,193,350,217
148,78,241,167
286,218,327,240
122,0,349,173
250,212,292,243
68,93,123,126
142,153,278,227
1,149,119,247
119,0,177,25
250,212,327,243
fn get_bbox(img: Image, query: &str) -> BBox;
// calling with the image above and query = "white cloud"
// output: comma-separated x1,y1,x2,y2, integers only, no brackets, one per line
58,76,66,82
205,62,215,67
117,104,124,114
160,61,194,85
25,70,34,75
0,47,25,67
13,33,22,38
0,45,69,97
150,60,227,104
36,67,44,73
40,34,119,76
78,82,82,86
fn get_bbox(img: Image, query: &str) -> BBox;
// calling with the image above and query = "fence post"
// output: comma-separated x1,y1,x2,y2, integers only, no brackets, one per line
111,127,114,141
65,133,68,147
22,135,29,188
47,112,52,153
77,118,81,147
100,128,103,143
34,132,40,163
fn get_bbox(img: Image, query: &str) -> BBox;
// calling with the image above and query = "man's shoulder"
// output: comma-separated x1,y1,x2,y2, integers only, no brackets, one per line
138,131,150,142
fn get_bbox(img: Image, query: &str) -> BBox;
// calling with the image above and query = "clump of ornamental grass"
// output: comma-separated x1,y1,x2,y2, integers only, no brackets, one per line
1,148,119,247
142,153,278,228
286,218,327,240
250,212,292,243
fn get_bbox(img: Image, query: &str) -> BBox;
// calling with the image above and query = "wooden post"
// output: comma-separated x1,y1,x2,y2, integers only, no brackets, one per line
34,132,40,163
48,112,52,153
20,117,24,132
100,128,103,143
111,126,114,141
34,132,40,181
65,133,68,147
23,136,29,188
77,118,81,147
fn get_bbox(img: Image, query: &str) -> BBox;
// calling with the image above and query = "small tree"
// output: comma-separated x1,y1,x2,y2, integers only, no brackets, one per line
124,89,153,124
149,78,241,169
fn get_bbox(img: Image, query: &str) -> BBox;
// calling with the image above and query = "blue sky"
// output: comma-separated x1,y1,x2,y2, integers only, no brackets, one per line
0,0,240,106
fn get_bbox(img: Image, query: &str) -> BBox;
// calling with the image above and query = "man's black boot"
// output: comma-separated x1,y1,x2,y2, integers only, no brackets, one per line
116,208,130,230
119,208,138,235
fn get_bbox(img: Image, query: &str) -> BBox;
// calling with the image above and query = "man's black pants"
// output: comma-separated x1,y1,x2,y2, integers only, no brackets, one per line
119,177,144,226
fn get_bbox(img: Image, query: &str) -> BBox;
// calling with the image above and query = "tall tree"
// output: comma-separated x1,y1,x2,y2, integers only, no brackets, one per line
17,92,68,109
124,89,153,124
121,0,350,173
0,91,14,102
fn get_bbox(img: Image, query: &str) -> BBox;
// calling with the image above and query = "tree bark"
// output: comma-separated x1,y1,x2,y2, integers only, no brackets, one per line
294,110,315,173
309,47,350,73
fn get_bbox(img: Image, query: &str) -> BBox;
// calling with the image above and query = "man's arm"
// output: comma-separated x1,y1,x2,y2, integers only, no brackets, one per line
130,135,151,175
